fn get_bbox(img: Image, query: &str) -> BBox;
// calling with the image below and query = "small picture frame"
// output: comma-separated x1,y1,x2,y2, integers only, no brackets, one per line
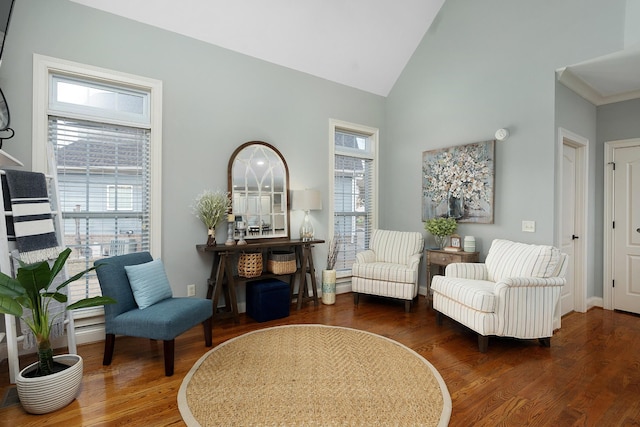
450,234,461,249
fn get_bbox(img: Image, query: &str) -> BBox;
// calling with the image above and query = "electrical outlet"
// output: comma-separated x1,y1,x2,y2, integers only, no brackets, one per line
187,284,196,297
522,220,536,233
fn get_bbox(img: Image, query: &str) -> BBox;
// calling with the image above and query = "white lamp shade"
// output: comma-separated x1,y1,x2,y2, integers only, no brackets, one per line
292,189,322,211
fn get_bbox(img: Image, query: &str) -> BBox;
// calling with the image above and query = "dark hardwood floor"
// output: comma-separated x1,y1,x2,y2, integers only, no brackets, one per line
1,293,639,426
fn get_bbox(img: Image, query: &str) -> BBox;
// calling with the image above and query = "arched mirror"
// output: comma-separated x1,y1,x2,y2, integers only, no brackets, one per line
228,141,289,240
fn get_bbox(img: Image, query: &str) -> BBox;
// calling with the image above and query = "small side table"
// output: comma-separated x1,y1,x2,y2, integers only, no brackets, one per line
426,249,479,305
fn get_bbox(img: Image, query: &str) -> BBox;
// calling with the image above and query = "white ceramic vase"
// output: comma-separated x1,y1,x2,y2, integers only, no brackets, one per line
16,354,83,415
321,269,336,305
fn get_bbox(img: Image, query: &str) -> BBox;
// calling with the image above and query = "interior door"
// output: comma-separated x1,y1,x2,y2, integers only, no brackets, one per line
560,143,576,315
613,145,640,314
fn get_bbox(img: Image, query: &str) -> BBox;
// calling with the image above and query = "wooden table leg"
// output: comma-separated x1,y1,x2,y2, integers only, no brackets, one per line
296,243,319,309
210,251,240,323
224,253,239,322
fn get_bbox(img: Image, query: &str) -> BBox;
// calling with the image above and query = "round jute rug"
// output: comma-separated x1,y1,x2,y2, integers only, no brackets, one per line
178,324,451,426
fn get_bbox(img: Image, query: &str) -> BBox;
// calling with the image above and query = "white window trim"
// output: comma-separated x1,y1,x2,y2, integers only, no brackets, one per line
328,118,379,280
32,54,163,258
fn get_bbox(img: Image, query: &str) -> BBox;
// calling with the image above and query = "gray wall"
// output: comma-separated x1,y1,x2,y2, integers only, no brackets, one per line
384,0,626,298
0,0,386,300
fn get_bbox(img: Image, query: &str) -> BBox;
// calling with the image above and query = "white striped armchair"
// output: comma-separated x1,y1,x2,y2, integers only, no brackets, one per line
352,229,424,312
431,239,568,352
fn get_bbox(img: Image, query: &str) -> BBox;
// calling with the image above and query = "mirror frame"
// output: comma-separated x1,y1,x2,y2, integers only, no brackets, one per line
228,141,290,242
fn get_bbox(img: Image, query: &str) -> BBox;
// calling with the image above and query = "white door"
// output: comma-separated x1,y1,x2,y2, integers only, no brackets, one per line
613,145,640,314
560,143,577,315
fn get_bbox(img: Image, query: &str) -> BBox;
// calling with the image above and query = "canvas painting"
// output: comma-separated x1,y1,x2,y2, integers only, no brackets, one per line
422,140,495,223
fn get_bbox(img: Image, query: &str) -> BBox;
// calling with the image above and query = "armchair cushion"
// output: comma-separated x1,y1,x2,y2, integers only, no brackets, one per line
431,277,496,313
485,239,561,282
125,259,173,309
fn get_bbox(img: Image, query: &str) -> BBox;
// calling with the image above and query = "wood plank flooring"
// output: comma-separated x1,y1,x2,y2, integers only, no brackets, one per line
1,293,639,426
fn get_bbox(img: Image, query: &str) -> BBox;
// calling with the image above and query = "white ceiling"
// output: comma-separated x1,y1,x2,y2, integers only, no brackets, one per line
558,46,640,106
70,0,640,102
70,0,446,97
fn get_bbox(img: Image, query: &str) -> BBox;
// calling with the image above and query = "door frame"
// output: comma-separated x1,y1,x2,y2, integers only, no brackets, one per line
603,138,640,310
557,127,588,313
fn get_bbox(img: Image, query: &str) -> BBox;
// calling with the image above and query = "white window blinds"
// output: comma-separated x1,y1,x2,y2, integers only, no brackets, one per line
49,117,151,303
333,129,376,273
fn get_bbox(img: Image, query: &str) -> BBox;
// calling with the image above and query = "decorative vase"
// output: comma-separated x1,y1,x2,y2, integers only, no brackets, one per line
434,235,447,250
207,228,216,246
16,354,83,415
464,235,476,252
321,269,336,305
448,194,463,219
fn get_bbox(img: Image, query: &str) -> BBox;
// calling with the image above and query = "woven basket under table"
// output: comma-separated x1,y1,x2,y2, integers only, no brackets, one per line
238,252,263,278
267,251,297,275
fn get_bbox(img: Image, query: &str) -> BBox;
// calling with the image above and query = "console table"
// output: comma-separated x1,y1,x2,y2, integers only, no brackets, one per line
426,249,479,305
196,239,324,322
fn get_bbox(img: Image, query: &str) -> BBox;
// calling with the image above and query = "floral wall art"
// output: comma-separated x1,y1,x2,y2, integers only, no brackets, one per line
422,140,495,223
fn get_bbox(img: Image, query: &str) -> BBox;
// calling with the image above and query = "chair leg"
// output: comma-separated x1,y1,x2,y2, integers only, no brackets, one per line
435,311,443,326
103,333,115,366
538,337,551,347
163,339,175,376
353,292,359,306
478,335,489,353
203,317,213,347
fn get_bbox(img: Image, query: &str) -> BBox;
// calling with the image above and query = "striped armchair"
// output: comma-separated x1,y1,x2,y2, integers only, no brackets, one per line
431,239,568,352
352,229,424,312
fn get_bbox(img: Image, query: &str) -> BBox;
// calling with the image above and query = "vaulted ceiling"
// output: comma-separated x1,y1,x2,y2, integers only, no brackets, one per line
71,0,640,103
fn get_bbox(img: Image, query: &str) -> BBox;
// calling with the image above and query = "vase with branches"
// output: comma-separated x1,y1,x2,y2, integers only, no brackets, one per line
322,236,340,305
193,190,232,246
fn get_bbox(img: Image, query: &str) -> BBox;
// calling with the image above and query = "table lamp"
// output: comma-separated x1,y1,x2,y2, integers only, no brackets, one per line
292,189,322,241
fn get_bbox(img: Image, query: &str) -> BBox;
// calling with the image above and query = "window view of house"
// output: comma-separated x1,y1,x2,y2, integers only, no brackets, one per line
333,128,376,274
49,77,152,304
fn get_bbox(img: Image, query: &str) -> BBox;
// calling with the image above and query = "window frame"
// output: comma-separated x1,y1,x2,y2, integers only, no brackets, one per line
329,119,379,280
32,54,163,257
32,55,162,344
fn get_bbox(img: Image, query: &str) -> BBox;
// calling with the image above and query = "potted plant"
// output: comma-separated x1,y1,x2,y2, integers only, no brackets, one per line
322,236,340,305
424,217,457,249
0,248,116,414
193,190,232,246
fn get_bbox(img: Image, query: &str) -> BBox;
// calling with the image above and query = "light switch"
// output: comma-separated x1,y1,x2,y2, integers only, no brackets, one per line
522,220,536,233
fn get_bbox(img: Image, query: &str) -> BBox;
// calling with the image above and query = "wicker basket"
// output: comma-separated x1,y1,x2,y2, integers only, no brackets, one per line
238,252,263,278
267,251,296,275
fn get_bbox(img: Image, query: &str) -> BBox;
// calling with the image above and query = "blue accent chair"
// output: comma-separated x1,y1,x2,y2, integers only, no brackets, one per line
94,252,213,376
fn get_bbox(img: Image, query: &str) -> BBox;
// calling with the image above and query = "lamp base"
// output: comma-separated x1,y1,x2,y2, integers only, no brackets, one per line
299,210,314,241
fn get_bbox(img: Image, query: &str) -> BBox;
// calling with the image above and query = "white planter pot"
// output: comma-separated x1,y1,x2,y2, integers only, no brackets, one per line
322,269,336,305
16,354,83,415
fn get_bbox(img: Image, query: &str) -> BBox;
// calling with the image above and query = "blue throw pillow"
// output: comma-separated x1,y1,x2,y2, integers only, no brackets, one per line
124,259,173,309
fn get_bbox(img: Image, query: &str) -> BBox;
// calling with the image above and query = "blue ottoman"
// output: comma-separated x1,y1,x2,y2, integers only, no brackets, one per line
246,279,291,322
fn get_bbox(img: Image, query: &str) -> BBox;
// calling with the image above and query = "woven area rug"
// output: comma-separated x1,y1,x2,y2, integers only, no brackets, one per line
178,324,451,426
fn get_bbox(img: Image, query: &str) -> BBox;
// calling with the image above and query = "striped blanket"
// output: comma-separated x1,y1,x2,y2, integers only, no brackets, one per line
2,169,62,264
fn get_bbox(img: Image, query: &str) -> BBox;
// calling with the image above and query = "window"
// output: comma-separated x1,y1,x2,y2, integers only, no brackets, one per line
33,55,162,319
329,119,378,278
107,185,134,211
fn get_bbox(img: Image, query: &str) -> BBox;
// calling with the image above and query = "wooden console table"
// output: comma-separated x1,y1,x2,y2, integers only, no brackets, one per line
426,249,479,305
196,239,324,322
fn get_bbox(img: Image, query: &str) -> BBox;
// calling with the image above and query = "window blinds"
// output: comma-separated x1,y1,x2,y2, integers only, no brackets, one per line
49,116,151,303
333,130,375,273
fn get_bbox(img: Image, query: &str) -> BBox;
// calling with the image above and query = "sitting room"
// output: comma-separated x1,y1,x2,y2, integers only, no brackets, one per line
1,0,640,425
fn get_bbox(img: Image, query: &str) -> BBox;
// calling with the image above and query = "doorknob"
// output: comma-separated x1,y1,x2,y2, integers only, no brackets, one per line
571,235,579,240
